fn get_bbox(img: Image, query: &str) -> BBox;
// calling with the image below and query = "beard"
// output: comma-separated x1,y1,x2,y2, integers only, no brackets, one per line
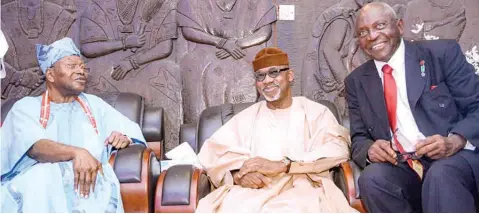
261,84,281,102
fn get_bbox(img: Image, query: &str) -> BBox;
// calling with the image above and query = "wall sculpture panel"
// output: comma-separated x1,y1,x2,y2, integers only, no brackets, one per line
79,0,180,150
301,0,372,121
1,0,76,101
177,0,277,124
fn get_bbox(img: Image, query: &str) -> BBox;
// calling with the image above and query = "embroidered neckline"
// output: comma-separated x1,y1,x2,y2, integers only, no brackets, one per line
40,91,98,134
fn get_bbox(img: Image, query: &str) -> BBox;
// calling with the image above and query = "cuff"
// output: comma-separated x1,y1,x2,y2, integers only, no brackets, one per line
366,156,373,165
130,137,147,146
448,133,475,151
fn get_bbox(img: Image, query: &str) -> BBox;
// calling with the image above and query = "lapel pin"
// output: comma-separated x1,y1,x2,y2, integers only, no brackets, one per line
420,60,426,77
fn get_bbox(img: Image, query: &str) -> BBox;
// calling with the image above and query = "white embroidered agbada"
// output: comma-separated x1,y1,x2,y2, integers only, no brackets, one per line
196,96,358,212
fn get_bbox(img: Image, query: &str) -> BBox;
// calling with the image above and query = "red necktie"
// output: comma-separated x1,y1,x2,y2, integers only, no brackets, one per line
382,64,423,180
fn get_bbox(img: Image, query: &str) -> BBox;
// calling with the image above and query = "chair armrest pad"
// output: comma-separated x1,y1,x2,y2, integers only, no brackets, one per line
110,144,146,183
154,165,211,213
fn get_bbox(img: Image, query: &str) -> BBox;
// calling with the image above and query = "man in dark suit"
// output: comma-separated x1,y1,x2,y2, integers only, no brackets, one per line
345,2,479,212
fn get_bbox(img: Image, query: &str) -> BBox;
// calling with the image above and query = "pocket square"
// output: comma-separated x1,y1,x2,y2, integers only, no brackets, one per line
430,85,437,90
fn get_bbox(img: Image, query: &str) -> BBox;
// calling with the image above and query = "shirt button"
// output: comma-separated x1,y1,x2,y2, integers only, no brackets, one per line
439,103,445,108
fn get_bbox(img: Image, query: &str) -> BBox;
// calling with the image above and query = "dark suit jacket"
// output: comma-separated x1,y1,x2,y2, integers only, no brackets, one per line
345,39,479,168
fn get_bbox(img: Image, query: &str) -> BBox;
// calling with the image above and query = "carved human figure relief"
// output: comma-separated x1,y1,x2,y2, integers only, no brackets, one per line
402,0,466,42
178,0,277,124
302,0,372,121
1,0,76,102
80,0,181,150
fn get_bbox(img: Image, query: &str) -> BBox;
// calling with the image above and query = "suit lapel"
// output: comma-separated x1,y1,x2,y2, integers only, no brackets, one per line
359,61,389,127
404,41,427,111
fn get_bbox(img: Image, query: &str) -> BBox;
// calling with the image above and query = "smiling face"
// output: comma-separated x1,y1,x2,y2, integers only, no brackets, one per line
255,65,293,102
356,3,404,62
46,55,88,95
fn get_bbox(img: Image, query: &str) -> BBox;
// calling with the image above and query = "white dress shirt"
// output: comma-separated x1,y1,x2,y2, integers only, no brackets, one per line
374,39,475,152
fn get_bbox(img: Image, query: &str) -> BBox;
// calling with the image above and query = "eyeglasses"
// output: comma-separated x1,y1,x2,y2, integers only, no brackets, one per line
391,128,423,162
66,63,90,73
396,152,420,163
254,67,289,82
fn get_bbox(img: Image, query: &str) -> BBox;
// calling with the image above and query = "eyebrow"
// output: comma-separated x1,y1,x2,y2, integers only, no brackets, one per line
267,67,281,72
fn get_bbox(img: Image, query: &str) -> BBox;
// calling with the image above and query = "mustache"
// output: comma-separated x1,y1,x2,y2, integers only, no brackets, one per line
262,83,280,91
73,74,86,81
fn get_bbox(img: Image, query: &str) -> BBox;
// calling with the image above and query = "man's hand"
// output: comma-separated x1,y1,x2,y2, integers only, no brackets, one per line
72,148,103,199
237,157,287,179
234,172,271,189
368,139,398,165
415,134,466,159
104,131,131,149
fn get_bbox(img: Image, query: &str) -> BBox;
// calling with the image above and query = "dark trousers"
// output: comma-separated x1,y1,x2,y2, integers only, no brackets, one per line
358,150,479,213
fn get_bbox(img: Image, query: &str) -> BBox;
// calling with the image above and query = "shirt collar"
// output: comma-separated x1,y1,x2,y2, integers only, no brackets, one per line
374,39,405,73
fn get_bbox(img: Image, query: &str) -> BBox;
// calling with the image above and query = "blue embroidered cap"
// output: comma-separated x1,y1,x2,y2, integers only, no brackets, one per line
35,37,81,74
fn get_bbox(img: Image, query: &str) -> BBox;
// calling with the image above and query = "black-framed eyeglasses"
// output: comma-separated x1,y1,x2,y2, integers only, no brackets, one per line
396,152,420,163
254,67,289,82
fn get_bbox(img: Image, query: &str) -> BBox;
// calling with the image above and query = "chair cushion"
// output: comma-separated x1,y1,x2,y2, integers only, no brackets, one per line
180,123,198,153
99,92,144,126
113,144,145,183
142,106,164,143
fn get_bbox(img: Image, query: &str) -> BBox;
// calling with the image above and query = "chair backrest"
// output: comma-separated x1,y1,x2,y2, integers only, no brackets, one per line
1,92,164,143
1,98,20,124
194,99,341,153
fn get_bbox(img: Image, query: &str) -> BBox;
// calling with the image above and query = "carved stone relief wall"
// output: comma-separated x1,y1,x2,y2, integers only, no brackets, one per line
2,0,478,150
1,0,76,101
79,0,181,151
296,0,476,127
177,0,277,124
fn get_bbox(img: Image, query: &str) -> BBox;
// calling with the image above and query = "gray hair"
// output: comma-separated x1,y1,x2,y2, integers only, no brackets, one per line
360,2,398,20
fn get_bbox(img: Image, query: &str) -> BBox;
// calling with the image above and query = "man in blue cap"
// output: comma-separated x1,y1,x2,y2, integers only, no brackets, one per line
1,37,146,212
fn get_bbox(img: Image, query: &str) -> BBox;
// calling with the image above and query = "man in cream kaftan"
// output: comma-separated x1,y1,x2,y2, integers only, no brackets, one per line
195,47,357,213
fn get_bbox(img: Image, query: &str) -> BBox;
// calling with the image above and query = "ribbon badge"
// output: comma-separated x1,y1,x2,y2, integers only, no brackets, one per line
420,60,426,77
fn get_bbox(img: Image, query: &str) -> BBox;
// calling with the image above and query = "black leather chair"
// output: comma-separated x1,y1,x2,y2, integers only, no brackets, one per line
154,100,365,213
1,92,164,213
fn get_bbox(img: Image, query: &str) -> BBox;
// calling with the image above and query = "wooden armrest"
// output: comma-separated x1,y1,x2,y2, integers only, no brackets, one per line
154,165,211,213
109,145,158,213
339,161,367,213
147,141,164,160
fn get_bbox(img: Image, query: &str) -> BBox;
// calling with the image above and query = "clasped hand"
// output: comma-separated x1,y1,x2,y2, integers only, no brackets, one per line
368,134,466,165
233,157,286,189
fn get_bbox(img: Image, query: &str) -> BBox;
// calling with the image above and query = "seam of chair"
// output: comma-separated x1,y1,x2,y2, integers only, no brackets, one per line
220,103,234,124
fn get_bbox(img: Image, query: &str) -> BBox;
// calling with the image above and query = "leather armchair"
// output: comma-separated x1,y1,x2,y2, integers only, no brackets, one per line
154,100,366,213
1,92,164,213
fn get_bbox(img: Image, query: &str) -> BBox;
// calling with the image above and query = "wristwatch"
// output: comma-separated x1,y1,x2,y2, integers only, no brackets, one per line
282,157,292,173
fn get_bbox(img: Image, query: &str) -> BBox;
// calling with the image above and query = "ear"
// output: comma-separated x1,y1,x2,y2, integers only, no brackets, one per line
397,19,404,36
287,69,294,82
46,67,55,83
